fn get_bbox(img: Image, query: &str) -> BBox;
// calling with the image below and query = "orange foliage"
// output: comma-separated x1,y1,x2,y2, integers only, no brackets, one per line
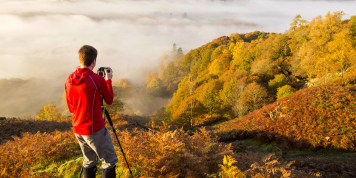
217,83,356,150
114,125,232,177
0,131,79,177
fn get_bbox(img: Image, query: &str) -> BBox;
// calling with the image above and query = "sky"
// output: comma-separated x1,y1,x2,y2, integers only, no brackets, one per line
0,0,355,116
0,0,355,81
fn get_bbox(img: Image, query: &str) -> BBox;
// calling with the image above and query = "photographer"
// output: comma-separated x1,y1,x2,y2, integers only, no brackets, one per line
65,45,118,178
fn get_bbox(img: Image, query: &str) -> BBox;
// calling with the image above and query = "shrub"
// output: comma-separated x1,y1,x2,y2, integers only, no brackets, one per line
244,154,313,177
0,131,79,177
219,155,245,178
116,126,232,177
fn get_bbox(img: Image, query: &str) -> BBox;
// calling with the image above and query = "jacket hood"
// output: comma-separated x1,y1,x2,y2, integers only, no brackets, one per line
67,68,94,85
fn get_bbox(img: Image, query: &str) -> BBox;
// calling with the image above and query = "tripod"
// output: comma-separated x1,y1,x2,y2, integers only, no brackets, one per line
102,106,133,177
78,106,133,178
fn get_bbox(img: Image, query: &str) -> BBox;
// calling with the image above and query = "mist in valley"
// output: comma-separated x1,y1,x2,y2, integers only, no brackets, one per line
0,0,355,117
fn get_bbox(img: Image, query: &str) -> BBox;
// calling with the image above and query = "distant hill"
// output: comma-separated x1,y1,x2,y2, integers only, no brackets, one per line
0,78,64,117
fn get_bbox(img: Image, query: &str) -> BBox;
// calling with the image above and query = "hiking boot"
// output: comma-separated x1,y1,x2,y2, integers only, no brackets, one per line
102,165,116,178
83,165,97,178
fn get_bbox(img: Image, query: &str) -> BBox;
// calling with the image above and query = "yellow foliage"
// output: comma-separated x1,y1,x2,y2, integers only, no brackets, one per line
36,104,63,121
219,155,245,178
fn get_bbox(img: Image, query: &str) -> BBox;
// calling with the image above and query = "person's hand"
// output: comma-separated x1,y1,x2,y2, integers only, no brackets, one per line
105,67,113,80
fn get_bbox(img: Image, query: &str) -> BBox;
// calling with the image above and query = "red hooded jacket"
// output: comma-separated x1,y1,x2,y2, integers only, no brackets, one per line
65,68,113,135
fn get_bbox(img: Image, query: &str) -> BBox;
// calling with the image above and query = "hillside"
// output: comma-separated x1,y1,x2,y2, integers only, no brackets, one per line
144,12,356,128
2,114,340,177
1,113,355,177
215,80,356,150
0,118,72,144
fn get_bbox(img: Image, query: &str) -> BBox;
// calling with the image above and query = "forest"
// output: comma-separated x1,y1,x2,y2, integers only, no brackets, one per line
0,12,355,177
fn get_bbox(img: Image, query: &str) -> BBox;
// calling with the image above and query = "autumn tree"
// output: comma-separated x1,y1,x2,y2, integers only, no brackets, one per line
171,97,204,127
104,86,124,115
350,15,356,46
198,80,223,119
165,78,191,121
326,27,356,78
219,79,238,115
160,61,182,95
146,77,165,97
237,82,269,113
145,72,167,97
295,12,352,81
114,78,132,97
36,104,63,121
209,50,232,76
219,72,250,118
251,58,277,81
156,12,355,126
145,72,159,85
231,41,251,71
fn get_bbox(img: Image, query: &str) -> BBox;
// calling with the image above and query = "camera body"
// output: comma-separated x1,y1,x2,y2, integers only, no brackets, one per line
97,67,110,78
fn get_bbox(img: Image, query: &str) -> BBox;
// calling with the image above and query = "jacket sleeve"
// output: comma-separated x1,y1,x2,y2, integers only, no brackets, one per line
65,83,74,113
98,78,114,105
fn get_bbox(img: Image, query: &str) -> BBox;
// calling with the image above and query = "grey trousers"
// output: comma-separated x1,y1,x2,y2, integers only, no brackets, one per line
75,126,118,169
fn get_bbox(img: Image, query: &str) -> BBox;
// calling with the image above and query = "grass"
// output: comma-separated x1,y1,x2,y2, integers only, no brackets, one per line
284,147,356,161
31,155,139,177
231,138,356,160
30,157,83,177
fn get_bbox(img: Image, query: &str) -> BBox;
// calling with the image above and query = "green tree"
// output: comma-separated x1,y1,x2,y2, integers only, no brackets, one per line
276,85,297,100
220,79,238,111
268,74,289,91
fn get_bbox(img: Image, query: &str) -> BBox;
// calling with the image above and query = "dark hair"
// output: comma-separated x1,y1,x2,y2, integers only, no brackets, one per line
78,45,97,67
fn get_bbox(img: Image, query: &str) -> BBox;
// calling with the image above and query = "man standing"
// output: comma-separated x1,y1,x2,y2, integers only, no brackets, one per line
65,45,118,178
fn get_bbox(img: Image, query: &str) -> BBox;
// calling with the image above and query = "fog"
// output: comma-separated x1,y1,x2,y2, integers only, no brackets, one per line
0,0,355,116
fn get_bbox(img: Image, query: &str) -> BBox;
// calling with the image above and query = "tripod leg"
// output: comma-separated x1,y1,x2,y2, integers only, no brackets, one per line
103,109,134,177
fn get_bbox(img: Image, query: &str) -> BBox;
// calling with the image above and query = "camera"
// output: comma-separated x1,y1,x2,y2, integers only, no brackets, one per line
97,67,110,78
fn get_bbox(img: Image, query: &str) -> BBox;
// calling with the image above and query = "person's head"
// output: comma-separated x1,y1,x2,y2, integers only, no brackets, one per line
78,45,97,68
